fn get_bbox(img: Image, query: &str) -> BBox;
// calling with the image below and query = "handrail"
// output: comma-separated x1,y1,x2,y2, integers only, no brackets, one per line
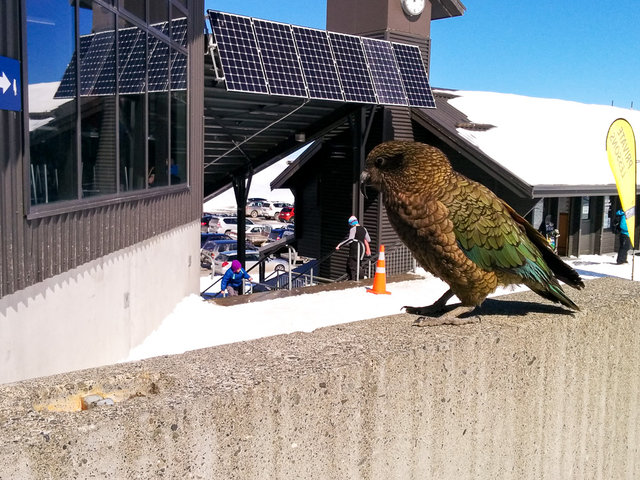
200,245,295,297
201,240,417,299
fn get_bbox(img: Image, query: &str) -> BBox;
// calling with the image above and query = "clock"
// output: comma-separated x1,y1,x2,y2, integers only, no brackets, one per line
401,0,425,17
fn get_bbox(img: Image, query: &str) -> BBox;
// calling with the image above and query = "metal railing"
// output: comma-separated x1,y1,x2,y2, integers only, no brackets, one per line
200,242,418,299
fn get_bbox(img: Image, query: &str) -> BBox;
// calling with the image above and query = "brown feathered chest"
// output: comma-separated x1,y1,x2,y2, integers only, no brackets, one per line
381,172,503,306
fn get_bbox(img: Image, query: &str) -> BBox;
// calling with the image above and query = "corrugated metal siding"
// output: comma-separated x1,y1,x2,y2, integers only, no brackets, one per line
386,106,413,140
0,0,24,297
0,0,204,299
321,142,354,279
295,179,320,258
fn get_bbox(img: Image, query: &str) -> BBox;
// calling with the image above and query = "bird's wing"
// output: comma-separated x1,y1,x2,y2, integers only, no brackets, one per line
447,180,552,280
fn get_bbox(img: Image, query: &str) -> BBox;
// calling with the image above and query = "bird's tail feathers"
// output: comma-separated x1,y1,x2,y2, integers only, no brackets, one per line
528,281,581,311
503,202,585,290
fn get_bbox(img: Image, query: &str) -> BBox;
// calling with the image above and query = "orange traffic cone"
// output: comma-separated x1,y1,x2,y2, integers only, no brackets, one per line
367,244,391,295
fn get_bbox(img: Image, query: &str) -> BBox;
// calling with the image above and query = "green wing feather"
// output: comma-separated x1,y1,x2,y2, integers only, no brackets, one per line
447,179,580,310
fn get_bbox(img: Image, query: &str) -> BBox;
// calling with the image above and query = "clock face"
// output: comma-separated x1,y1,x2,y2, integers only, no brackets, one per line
401,0,425,17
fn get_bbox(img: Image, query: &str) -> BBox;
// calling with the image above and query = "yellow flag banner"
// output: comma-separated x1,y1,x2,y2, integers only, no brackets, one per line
607,118,637,247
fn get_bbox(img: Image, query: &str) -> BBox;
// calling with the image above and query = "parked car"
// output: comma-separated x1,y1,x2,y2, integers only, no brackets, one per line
200,232,232,248
246,201,278,219
262,226,297,260
212,250,290,276
245,224,271,246
272,201,292,217
265,226,294,243
201,213,215,233
200,239,254,268
278,206,294,223
208,216,255,234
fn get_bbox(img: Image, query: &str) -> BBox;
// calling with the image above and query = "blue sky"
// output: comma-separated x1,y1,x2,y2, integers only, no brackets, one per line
206,0,640,108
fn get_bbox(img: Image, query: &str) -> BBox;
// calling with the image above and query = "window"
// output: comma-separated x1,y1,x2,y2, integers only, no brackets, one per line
27,0,78,204
27,0,189,209
581,197,591,220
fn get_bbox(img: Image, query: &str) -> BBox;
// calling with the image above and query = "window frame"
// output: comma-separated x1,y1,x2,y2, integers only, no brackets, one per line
23,0,190,219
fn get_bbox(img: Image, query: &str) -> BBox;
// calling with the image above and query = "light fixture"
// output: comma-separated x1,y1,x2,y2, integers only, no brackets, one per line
295,132,306,143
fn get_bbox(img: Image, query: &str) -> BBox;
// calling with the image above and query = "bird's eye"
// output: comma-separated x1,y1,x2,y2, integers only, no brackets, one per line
374,153,402,170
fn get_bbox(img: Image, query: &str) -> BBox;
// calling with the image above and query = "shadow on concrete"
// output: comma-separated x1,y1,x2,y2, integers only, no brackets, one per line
461,298,576,318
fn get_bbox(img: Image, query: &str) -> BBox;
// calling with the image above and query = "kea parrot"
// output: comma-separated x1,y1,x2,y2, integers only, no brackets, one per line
360,141,585,325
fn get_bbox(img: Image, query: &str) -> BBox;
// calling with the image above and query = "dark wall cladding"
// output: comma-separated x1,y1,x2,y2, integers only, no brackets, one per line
0,0,204,299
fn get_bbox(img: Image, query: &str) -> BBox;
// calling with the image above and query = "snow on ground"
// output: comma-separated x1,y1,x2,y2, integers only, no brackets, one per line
125,252,637,363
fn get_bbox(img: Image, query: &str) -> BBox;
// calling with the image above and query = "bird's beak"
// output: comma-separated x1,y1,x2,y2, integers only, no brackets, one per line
359,170,370,198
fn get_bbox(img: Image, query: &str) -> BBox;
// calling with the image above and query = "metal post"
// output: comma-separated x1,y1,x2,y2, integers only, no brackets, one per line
356,241,361,281
232,171,251,288
30,164,38,204
287,245,293,290
43,164,49,203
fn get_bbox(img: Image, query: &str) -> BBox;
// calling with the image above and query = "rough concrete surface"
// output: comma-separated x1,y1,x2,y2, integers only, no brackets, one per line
0,277,639,479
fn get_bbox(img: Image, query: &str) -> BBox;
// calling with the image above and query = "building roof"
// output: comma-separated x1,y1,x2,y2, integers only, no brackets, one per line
416,89,640,197
431,0,466,20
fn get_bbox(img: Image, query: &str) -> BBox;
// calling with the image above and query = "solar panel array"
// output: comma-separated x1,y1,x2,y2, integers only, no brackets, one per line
328,32,377,104
55,17,188,99
392,43,436,108
292,26,343,101
361,37,407,106
207,10,435,108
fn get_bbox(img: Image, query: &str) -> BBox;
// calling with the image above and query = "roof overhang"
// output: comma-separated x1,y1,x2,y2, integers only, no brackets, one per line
532,184,619,198
431,0,466,20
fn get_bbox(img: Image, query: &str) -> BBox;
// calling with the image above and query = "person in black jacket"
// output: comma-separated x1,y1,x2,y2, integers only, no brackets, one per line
336,216,372,280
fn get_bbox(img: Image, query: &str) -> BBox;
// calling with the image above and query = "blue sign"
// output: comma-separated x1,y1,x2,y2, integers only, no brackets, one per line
0,55,21,112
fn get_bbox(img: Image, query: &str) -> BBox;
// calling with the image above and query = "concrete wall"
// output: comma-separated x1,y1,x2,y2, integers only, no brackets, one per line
0,222,200,384
0,276,639,479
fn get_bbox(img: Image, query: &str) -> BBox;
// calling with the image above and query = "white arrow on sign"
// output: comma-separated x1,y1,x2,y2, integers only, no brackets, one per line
0,72,11,94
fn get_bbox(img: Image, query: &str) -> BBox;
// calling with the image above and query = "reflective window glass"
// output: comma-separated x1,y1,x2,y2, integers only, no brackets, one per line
121,0,144,22
171,90,187,185
119,16,147,191
27,0,78,205
79,1,117,198
148,91,169,188
170,6,188,47
149,0,169,34
148,33,170,188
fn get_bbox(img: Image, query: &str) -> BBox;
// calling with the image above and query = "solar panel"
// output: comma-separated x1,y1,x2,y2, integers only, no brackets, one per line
147,35,169,92
119,26,146,94
55,40,86,98
392,43,436,108
327,32,376,104
252,19,307,98
170,50,187,90
208,11,269,94
78,31,113,95
91,31,117,96
171,16,188,48
291,26,343,101
362,37,407,106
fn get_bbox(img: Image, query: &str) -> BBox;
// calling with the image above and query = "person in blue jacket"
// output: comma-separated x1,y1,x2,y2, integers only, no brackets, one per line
220,259,253,296
615,209,631,264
